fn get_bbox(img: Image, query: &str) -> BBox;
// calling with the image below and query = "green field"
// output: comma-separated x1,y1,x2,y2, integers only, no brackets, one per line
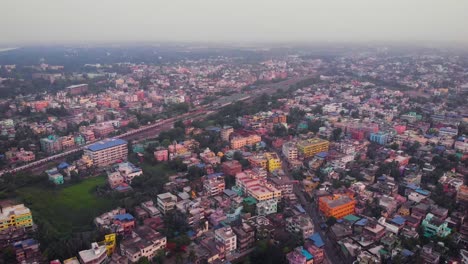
18,176,117,235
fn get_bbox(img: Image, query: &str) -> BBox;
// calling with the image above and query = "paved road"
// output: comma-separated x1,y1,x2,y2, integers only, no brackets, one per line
275,148,345,264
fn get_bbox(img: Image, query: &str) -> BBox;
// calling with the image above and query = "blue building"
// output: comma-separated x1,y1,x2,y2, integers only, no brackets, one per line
370,132,389,145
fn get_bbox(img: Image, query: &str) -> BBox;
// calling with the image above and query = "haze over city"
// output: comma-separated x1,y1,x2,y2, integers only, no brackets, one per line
1,0,468,45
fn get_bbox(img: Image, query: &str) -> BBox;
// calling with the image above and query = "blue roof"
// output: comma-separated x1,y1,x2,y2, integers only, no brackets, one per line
114,213,134,221
391,216,406,225
57,162,70,169
406,183,418,190
308,233,325,248
301,248,313,260
402,249,414,257
295,204,306,214
315,152,328,158
207,172,224,179
87,138,127,152
415,188,430,196
355,218,368,226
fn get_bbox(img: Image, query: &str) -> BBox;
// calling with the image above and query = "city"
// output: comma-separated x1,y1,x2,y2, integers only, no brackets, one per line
0,1,468,264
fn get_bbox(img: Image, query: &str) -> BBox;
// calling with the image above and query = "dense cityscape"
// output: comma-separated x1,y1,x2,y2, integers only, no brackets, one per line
0,44,466,264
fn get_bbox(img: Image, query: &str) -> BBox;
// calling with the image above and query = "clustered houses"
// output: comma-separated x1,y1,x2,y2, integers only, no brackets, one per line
1,49,468,264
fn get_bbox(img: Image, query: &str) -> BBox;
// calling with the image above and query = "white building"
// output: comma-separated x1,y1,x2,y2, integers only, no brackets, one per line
282,141,298,161
215,226,237,253
157,192,177,215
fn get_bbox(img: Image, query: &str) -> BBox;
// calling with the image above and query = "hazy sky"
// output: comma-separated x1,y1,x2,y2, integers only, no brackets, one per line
1,0,467,45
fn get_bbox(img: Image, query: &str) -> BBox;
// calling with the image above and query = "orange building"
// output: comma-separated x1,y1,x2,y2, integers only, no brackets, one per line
318,194,356,219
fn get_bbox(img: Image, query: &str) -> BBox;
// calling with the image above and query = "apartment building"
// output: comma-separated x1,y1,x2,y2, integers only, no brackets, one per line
230,134,261,149
40,135,62,154
318,194,356,219
232,223,255,253
220,126,234,142
120,225,167,263
296,138,329,158
282,141,298,161
157,192,177,215
286,215,314,240
84,138,128,168
215,226,237,253
203,174,226,197
221,160,242,176
60,135,75,149
78,242,108,264
264,152,281,172
0,203,34,231
235,172,281,201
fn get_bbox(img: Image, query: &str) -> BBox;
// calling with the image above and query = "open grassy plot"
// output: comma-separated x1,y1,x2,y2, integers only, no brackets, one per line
17,176,117,235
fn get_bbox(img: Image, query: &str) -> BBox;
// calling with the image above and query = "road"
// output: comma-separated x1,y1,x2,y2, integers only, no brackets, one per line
275,148,345,264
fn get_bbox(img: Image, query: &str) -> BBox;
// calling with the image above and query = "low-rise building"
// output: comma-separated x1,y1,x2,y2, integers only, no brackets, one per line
215,226,237,254
120,225,167,263
0,202,34,231
422,213,451,238
157,193,177,215
78,242,108,264
318,194,356,219
286,215,314,239
232,223,255,253
203,174,225,197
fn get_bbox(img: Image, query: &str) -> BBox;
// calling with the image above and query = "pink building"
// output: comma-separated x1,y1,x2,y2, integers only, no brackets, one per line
394,125,407,134
154,149,169,162
113,214,136,234
286,249,306,264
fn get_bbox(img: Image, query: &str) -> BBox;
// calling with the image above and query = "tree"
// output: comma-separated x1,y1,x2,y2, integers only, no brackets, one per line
326,216,337,226
331,128,342,141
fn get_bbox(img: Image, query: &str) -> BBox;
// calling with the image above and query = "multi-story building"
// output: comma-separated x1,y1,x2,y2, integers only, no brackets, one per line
84,138,128,168
230,134,261,149
235,172,281,201
232,223,255,253
40,135,62,154
15,149,35,162
203,174,225,197
140,200,161,217
0,203,34,231
120,225,167,263
221,160,242,176
256,199,278,215
286,215,314,239
369,132,390,145
264,152,281,172
286,247,307,264
78,242,108,264
422,213,451,238
14,239,41,264
282,141,298,161
457,185,468,206
247,154,268,170
157,192,177,215
154,149,169,162
60,135,75,149
221,126,234,142
304,242,324,264
296,138,329,158
215,226,237,254
93,123,115,138
66,84,88,95
318,194,356,219
269,177,294,199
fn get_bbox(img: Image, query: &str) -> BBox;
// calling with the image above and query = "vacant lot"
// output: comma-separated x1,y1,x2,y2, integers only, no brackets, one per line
18,176,117,234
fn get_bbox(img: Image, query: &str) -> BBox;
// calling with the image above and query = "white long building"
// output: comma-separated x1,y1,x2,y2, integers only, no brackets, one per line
84,138,128,168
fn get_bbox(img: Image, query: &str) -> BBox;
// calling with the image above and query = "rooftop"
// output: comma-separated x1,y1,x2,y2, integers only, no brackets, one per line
87,138,127,152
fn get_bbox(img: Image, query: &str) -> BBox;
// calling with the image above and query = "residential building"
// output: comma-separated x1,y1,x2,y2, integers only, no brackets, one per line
157,193,177,215
14,239,41,264
221,160,242,176
140,200,161,217
66,84,88,95
422,213,451,238
369,132,389,145
232,223,255,253
296,138,329,158
269,177,294,199
264,152,281,172
215,226,237,254
120,225,167,263
318,194,356,219
113,213,136,234
282,141,298,161
220,126,234,142
154,149,169,162
304,242,325,264
78,242,108,264
256,199,278,215
286,215,314,239
286,247,307,264
40,135,62,154
46,168,64,184
203,174,225,197
230,134,261,149
0,203,33,231
84,138,128,168
60,135,75,149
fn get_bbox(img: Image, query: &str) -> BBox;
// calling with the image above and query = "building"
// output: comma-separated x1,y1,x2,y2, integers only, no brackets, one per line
120,225,167,263
369,132,389,145
286,215,314,239
457,185,468,205
84,138,128,168
232,223,255,253
264,152,281,172
215,226,237,254
0,203,34,231
318,194,356,219
296,138,329,158
40,135,62,154
154,149,169,162
46,168,64,185
421,213,451,238
66,84,88,95
78,242,108,264
113,213,136,234
157,192,177,215
304,242,324,264
14,239,41,264
93,123,115,138
141,200,161,217
286,247,307,264
235,172,281,201
203,174,226,197
230,134,261,149
221,160,242,176
256,199,278,215
269,177,294,200
282,141,298,161
60,135,75,149
221,126,234,142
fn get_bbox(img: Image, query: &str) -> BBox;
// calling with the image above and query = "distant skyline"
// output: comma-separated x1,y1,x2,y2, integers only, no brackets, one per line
1,0,467,46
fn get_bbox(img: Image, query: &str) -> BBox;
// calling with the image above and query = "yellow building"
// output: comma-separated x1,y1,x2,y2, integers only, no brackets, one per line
297,138,329,158
318,194,356,219
230,135,261,149
248,155,268,170
0,203,34,231
264,152,282,172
